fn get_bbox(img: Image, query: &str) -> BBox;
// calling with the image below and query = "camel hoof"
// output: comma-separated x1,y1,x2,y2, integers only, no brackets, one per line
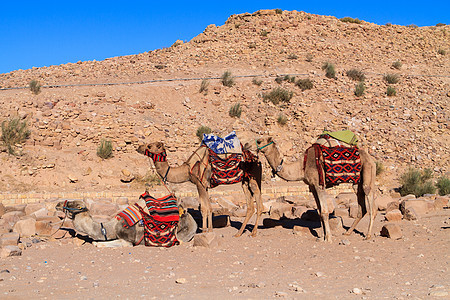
343,231,352,236
364,235,372,240
234,233,242,238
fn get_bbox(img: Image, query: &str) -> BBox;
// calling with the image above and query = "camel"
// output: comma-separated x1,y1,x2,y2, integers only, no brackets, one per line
55,199,197,247
137,142,263,237
256,137,377,242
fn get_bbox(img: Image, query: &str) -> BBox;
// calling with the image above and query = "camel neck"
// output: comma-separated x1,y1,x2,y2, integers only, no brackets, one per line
263,145,304,181
153,160,190,183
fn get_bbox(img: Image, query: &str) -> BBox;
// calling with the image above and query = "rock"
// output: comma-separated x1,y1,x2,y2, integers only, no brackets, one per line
293,225,310,235
400,199,434,216
215,196,239,211
179,197,199,209
68,174,78,183
0,245,22,258
335,193,356,205
121,169,131,177
385,209,403,222
376,195,395,211
266,201,292,219
35,220,56,236
333,207,349,218
0,203,6,218
2,211,25,225
434,196,449,210
89,202,119,217
385,201,400,213
380,223,402,239
82,167,92,176
120,174,135,183
175,278,187,284
292,205,308,218
329,216,343,232
212,215,230,228
24,203,46,216
30,208,49,219
349,203,359,219
403,207,418,221
351,287,363,295
0,219,13,234
193,232,217,248
0,232,20,247
231,208,248,217
13,218,36,237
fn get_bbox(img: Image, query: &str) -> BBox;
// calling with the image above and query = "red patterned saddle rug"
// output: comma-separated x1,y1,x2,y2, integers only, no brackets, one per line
117,203,143,228
138,192,179,247
306,144,361,188
208,148,244,188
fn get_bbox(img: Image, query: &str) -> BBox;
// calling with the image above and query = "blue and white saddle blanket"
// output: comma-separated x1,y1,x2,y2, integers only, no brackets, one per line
202,131,242,154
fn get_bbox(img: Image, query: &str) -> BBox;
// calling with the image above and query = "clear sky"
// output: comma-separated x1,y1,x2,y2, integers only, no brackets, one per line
1,0,448,74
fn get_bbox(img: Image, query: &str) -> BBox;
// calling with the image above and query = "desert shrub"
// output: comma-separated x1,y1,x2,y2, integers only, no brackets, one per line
340,17,362,24
196,125,211,141
136,171,161,187
229,103,242,118
322,62,336,79
436,23,446,27
399,168,436,197
407,24,418,28
438,48,446,55
375,161,384,176
260,30,269,37
296,78,314,91
1,117,31,155
97,139,113,159
29,80,41,95
285,75,296,83
154,64,166,69
277,114,287,125
252,77,263,86
384,73,400,84
346,69,365,81
436,176,450,196
248,43,256,49
392,60,402,70
305,53,313,62
263,87,293,105
275,8,283,14
387,86,397,96
199,79,209,94
221,71,235,87
354,81,366,97
287,54,298,60
385,22,393,27
275,76,284,84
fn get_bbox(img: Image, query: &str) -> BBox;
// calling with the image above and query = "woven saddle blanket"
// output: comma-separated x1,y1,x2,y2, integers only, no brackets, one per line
139,192,179,247
208,148,244,188
319,145,361,187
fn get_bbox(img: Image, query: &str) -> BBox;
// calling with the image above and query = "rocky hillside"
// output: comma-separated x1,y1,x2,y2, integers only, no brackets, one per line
0,9,448,193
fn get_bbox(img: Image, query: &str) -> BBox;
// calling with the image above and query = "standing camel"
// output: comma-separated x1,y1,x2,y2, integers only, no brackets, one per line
137,142,263,237
256,137,377,242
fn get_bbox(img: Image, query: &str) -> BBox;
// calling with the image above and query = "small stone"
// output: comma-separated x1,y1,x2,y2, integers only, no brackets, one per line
340,239,351,246
68,175,78,183
351,287,363,295
315,272,324,277
175,278,186,284
380,223,402,239
275,291,288,297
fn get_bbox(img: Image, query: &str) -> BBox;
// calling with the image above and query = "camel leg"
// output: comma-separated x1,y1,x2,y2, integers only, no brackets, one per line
250,179,263,237
345,184,367,236
196,182,211,232
312,184,332,242
234,181,255,237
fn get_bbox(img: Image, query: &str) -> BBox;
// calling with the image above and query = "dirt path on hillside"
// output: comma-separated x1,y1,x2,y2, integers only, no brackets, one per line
1,209,448,299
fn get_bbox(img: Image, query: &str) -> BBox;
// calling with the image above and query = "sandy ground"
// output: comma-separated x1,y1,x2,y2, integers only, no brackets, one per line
1,207,448,299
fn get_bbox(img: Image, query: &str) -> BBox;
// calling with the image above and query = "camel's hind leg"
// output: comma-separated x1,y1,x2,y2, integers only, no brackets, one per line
195,180,212,232
235,180,255,237
311,184,332,242
250,179,263,237
344,184,366,236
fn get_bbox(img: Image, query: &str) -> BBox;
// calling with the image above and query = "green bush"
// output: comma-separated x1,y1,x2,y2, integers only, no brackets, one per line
229,103,242,118
407,24,418,28
436,176,450,195
354,81,366,97
275,76,284,84
263,87,293,105
260,30,269,37
384,73,400,84
387,86,396,96
199,79,209,94
340,17,362,24
221,71,235,87
322,62,336,79
97,139,113,159
196,125,211,141
287,54,298,60
1,117,31,155
399,168,436,197
275,8,283,14
296,78,314,91
277,114,287,125
305,53,313,62
346,69,365,81
29,80,41,95
392,60,402,70
252,77,263,86
436,23,446,27
438,48,446,55
376,161,384,176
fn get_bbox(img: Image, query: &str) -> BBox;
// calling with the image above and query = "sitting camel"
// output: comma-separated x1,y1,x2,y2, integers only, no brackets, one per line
256,137,377,242
137,142,263,237
55,199,197,247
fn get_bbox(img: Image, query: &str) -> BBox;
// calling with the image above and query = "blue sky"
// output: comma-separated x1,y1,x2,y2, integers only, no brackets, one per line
1,0,448,74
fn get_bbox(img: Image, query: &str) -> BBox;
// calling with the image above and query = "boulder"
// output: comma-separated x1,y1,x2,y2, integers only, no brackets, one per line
30,208,49,219
0,245,22,258
335,193,356,206
2,211,25,225
292,206,308,219
434,196,449,210
385,201,400,213
400,199,434,216
13,218,36,237
0,219,13,234
380,223,402,239
24,203,46,216
193,232,217,248
0,232,20,247
0,203,5,218
403,207,419,221
334,207,349,218
268,201,292,220
179,197,199,209
231,207,248,217
329,216,344,233
349,203,360,219
376,195,395,211
385,209,403,222
215,196,239,211
35,220,58,236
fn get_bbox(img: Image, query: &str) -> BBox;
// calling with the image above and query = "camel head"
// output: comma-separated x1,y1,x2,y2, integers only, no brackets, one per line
55,200,88,219
136,142,167,162
256,137,274,153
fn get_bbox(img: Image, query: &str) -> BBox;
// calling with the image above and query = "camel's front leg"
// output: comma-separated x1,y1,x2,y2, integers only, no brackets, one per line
313,185,332,242
235,181,255,237
249,179,263,237
196,182,212,232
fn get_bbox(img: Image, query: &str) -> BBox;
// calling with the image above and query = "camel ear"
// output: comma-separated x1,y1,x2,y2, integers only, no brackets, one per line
156,142,164,149
267,137,273,143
